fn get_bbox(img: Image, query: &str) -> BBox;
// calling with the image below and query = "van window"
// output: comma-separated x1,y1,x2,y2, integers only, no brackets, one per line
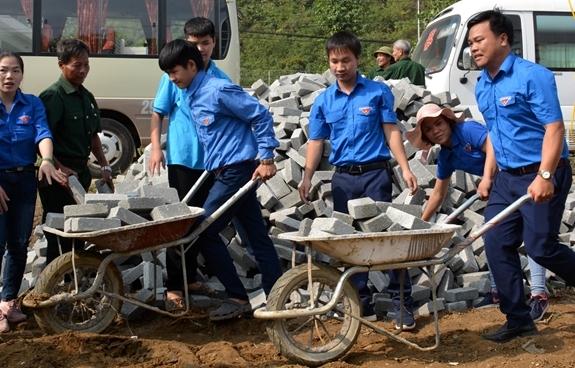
457,14,523,69
535,13,575,70
0,0,33,53
412,15,460,74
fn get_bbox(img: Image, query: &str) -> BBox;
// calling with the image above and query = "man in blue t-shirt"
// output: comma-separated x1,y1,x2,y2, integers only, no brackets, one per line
148,17,233,313
468,10,575,343
300,31,418,329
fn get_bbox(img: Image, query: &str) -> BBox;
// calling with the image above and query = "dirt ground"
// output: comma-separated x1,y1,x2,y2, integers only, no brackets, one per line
5,187,573,368
0,293,574,368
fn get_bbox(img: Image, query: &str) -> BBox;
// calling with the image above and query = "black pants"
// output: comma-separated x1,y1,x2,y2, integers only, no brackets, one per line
39,167,91,265
165,165,214,291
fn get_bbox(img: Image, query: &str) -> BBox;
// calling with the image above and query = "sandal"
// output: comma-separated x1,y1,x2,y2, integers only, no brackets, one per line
164,291,186,315
209,299,252,321
188,282,216,296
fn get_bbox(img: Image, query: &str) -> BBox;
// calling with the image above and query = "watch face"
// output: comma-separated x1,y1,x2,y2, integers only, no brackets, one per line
541,170,551,179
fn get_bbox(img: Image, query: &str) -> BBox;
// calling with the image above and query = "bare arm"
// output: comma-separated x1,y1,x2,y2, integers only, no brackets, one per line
383,124,417,194
148,112,166,176
422,178,450,221
477,134,497,200
37,138,67,186
528,121,564,202
299,139,325,204
92,134,114,192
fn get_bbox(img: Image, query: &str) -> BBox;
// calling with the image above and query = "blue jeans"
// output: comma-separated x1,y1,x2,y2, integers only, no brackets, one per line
191,161,282,300
332,168,413,315
0,171,37,301
484,166,575,327
487,256,548,295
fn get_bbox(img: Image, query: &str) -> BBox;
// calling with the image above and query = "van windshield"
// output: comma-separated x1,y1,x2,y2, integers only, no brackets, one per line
413,15,460,74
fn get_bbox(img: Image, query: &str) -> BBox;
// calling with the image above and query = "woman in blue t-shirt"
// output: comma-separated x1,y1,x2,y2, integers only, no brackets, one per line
406,103,550,323
0,51,66,333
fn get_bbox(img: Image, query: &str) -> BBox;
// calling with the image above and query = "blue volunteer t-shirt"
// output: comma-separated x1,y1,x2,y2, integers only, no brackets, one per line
309,73,397,166
436,121,487,180
153,59,231,169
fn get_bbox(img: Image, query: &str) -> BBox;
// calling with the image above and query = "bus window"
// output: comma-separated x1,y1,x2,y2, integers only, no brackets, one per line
457,14,523,70
412,15,459,74
42,0,156,55
0,0,33,53
535,13,575,70
167,0,231,60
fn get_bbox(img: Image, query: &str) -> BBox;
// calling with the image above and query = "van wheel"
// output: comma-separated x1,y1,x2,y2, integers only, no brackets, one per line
89,118,135,178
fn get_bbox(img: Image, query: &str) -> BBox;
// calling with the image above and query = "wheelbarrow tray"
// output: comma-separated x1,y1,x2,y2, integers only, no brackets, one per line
279,224,460,266
41,206,205,253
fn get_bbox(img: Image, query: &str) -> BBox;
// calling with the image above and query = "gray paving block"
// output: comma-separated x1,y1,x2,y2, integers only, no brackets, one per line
274,214,301,232
95,180,113,193
118,196,165,213
386,207,431,230
368,271,389,292
266,174,292,199
347,197,378,220
411,284,431,302
415,300,445,316
269,207,303,222
445,301,468,312
122,262,146,286
251,79,269,96
142,262,163,290
120,288,155,320
32,256,47,278
403,187,426,205
408,158,436,189
456,271,490,286
138,185,179,204
46,212,65,229
282,158,302,188
150,203,192,221
331,211,354,225
297,218,313,236
374,297,395,314
256,183,279,210
437,269,454,299
355,213,392,233
64,217,122,233
64,203,109,219
67,175,86,204
84,193,129,207
443,287,478,302
275,243,306,263
285,147,306,168
311,217,355,235
468,278,491,294
273,190,304,211
227,239,258,271
459,246,479,273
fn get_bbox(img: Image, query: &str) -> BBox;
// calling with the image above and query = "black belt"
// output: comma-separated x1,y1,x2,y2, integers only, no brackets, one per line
335,160,389,175
213,160,253,175
56,156,89,167
505,158,569,175
2,165,37,173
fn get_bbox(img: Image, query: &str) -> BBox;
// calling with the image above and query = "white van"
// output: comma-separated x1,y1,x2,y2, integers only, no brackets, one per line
411,0,575,151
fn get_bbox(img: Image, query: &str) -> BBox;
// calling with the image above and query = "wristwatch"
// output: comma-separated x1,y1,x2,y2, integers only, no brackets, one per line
538,169,552,180
101,165,112,173
260,158,275,165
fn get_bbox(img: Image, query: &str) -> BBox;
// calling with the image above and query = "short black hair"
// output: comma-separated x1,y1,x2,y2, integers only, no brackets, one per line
325,31,361,58
467,9,514,46
0,50,24,74
158,39,204,72
57,39,90,64
184,17,215,39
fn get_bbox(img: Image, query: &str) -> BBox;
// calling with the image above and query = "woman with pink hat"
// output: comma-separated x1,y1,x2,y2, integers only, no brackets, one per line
406,103,551,321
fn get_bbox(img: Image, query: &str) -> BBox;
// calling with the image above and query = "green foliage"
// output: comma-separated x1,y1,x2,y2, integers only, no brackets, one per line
237,0,460,86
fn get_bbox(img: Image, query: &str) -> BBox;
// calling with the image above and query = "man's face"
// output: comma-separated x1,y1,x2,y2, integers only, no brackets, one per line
468,20,508,72
167,60,198,89
59,52,89,88
328,48,359,85
392,46,403,62
375,53,392,69
187,35,216,70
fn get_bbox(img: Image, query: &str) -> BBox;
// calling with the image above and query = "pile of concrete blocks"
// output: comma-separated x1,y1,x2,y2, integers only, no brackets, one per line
14,71,575,324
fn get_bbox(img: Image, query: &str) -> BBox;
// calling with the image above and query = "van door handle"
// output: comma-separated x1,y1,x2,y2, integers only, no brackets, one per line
553,72,563,76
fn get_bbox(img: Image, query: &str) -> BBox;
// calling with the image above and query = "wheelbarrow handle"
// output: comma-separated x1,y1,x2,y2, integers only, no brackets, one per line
441,193,481,224
436,193,532,271
181,170,210,204
185,177,260,241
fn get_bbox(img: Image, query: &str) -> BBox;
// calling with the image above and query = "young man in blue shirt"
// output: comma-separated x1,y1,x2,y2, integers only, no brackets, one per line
158,39,283,320
299,31,418,329
149,18,233,311
407,103,552,322
468,10,575,343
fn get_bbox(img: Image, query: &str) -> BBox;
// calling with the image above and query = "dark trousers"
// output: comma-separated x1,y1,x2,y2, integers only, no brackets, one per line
39,167,91,265
332,168,413,315
484,165,575,327
165,165,214,291
190,160,282,300
0,171,37,301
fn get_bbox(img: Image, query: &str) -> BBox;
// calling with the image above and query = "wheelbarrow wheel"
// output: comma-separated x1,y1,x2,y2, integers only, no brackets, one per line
266,263,362,367
32,251,124,334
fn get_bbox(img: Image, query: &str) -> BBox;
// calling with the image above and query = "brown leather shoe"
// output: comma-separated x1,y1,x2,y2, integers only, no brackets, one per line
0,300,27,323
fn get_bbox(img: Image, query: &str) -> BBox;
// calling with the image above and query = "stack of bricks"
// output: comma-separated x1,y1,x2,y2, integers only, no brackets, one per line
12,72,575,322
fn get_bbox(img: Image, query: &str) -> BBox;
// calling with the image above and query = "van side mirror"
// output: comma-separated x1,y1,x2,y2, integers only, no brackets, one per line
462,47,478,70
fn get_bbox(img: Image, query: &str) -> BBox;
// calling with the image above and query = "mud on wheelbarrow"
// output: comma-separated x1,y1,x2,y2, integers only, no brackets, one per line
23,174,258,335
254,193,532,367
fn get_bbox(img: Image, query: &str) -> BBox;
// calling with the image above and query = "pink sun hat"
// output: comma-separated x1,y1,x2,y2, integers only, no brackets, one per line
405,103,466,150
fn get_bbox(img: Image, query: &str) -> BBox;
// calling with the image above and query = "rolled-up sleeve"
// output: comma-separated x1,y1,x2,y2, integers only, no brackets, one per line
32,96,52,144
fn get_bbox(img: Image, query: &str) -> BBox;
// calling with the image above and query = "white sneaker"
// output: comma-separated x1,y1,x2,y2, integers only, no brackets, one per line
363,314,378,322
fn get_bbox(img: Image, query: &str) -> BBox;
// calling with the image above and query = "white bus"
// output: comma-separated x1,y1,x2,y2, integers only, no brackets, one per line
1,0,240,176
412,0,575,151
